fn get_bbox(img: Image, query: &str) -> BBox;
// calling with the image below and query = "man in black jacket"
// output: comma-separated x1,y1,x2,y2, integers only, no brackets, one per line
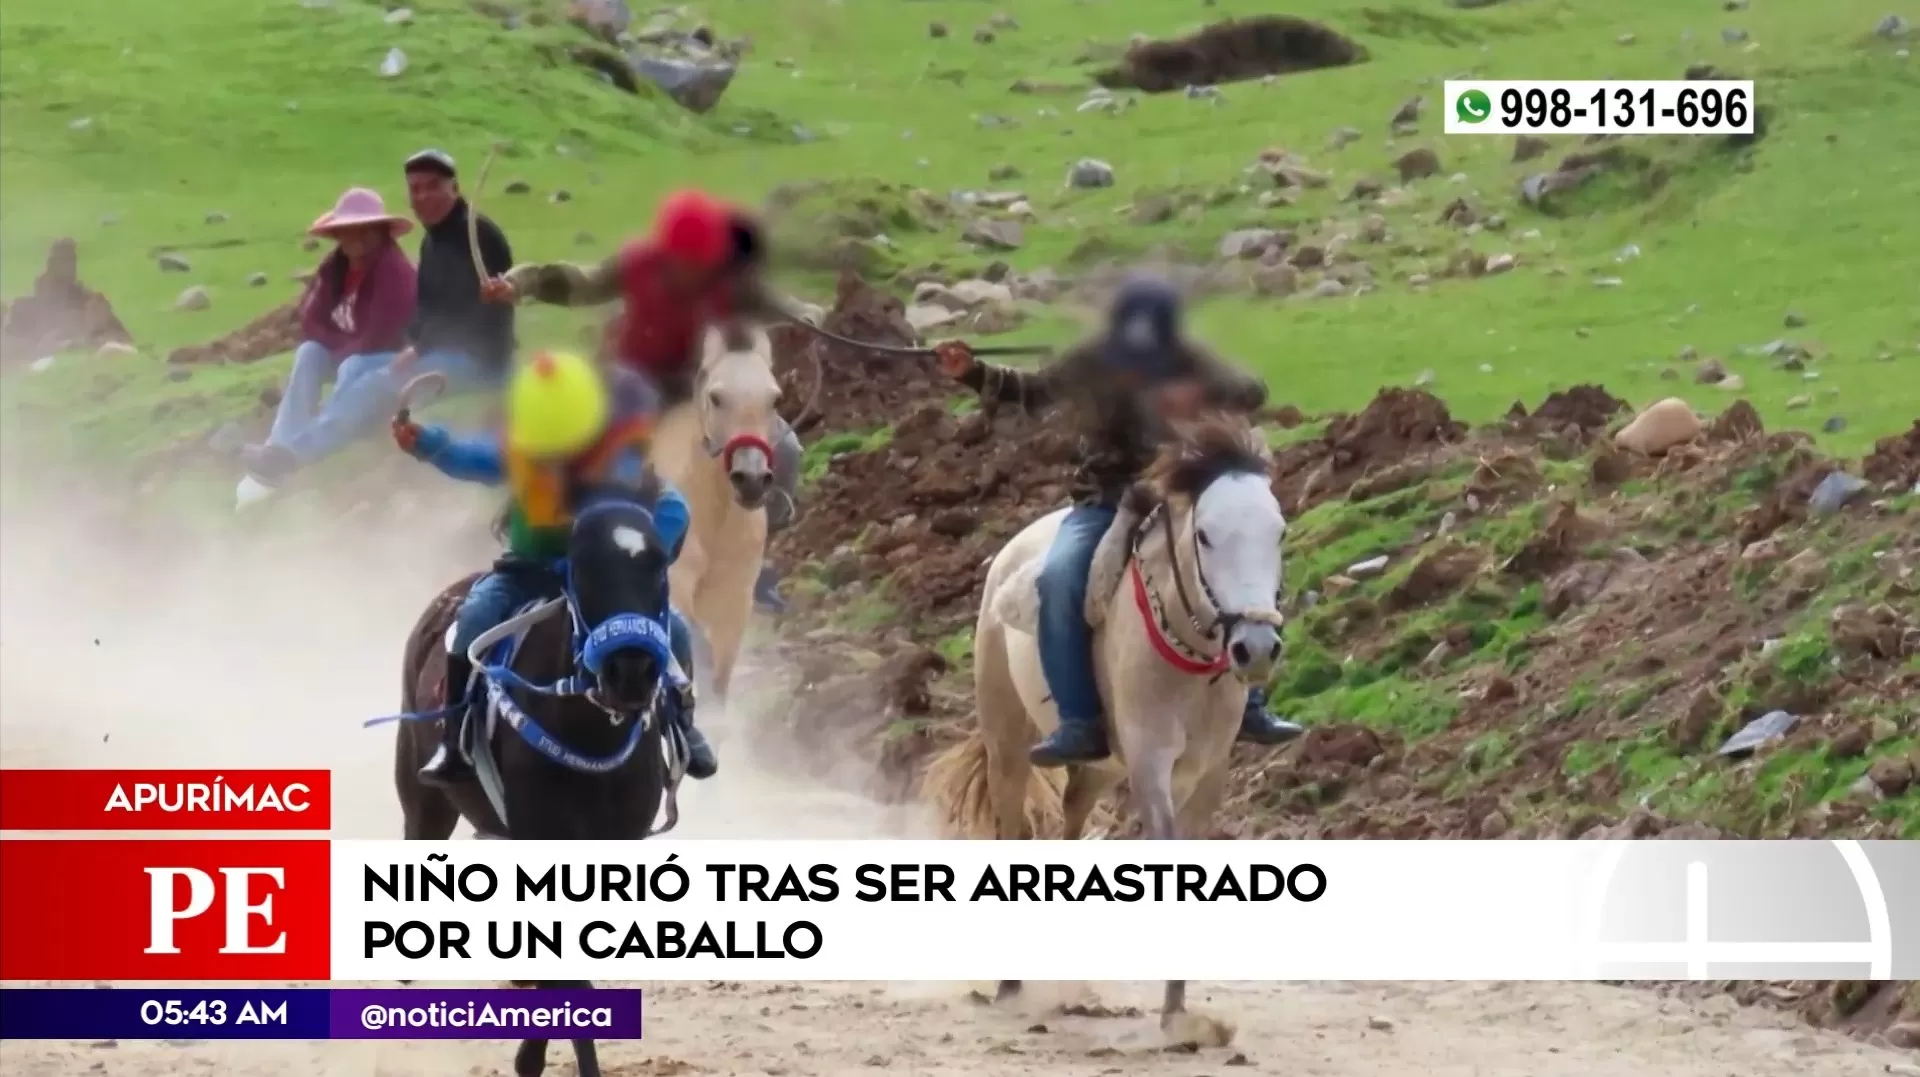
238,149,515,499
388,148,516,388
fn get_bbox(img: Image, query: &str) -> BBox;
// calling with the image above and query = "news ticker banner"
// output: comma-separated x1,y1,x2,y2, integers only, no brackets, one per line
0,988,640,1040
2,836,1916,982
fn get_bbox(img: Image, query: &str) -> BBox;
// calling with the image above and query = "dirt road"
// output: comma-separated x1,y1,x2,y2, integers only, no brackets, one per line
0,501,1910,1077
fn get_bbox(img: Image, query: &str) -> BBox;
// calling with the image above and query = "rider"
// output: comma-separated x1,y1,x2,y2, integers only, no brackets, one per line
478,188,804,614
392,349,719,787
932,272,1304,768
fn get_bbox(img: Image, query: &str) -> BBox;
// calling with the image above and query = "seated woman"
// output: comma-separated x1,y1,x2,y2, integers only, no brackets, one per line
236,188,417,508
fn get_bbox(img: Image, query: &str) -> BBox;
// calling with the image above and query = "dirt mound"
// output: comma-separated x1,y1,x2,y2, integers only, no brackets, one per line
1094,16,1368,94
166,298,300,366
771,271,946,434
1515,383,1630,433
1271,388,1467,511
0,239,132,362
1862,419,1920,488
772,401,1080,627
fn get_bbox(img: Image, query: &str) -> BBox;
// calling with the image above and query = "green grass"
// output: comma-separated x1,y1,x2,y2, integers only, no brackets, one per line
4,0,1917,471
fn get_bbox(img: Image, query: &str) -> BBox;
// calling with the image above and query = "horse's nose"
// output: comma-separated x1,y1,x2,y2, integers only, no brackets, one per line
729,468,772,503
1228,622,1281,677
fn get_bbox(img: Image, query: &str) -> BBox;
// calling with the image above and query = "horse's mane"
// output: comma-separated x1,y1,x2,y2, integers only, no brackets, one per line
1123,412,1273,514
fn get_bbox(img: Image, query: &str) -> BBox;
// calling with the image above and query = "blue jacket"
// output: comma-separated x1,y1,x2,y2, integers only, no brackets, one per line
409,424,691,560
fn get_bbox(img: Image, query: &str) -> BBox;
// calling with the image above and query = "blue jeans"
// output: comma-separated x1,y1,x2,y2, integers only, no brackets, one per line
267,342,395,450
1036,504,1117,723
451,566,697,690
280,346,495,468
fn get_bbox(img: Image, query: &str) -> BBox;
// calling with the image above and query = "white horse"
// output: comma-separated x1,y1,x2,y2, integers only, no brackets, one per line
924,416,1287,1041
648,324,783,705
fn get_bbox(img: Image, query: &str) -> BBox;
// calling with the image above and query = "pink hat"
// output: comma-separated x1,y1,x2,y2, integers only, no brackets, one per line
309,187,413,238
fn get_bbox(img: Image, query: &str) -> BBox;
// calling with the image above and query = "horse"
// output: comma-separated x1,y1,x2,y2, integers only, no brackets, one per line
647,322,783,707
924,415,1288,1044
390,498,689,1077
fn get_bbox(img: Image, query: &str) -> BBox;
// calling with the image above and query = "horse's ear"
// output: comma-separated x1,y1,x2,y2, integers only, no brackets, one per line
700,325,729,368
751,326,774,359
1121,482,1158,517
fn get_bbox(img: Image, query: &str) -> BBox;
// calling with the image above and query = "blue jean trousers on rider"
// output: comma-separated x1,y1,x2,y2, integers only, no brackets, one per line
281,347,495,471
1036,504,1118,758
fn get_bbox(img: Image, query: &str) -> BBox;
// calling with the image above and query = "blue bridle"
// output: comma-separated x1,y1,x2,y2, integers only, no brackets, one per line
366,501,685,776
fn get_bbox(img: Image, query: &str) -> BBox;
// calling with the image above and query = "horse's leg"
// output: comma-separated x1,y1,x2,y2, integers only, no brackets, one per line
974,622,1035,840
1061,765,1120,840
513,1036,548,1077
699,576,751,706
1162,980,1188,1022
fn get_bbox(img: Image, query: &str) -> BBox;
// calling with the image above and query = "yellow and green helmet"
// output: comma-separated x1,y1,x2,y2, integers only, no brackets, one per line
505,350,611,459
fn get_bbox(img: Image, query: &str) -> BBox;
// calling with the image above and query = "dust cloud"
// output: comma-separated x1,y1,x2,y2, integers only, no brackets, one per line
0,466,922,842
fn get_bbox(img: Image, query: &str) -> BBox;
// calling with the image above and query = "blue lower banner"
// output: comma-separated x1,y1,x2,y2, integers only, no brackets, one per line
0,988,643,1040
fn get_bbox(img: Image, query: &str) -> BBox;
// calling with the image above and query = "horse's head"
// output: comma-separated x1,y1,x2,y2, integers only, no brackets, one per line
696,322,783,512
566,499,676,713
1132,415,1287,685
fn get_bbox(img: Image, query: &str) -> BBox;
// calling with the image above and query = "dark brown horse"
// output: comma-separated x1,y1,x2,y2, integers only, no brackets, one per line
392,498,686,1077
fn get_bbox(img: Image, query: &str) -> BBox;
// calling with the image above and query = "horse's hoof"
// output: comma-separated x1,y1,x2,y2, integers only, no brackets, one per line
1161,1009,1235,1050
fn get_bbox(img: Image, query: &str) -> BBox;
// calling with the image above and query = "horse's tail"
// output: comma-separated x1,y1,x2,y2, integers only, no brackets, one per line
920,728,1071,839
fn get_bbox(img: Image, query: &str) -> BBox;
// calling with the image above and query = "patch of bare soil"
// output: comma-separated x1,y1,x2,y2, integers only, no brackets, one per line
167,298,301,366
1095,16,1369,93
0,238,133,361
1271,387,1468,511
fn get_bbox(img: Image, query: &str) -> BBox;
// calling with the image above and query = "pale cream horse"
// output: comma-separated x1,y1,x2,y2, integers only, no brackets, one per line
925,416,1288,1041
648,323,784,704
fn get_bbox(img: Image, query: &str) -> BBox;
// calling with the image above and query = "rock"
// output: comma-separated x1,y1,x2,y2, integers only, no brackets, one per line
1218,229,1283,260
504,180,532,195
989,12,1018,30
1822,416,1846,434
1721,27,1749,45
1393,147,1441,182
247,272,268,287
1328,126,1362,149
1512,134,1550,162
1784,309,1806,327
379,47,408,78
174,286,211,312
1250,263,1300,297
1360,214,1388,242
1389,96,1421,128
1785,394,1811,410
1717,710,1795,757
549,189,572,203
1807,470,1867,515
1715,374,1745,391
630,53,737,113
973,27,994,44
1613,398,1701,455
1066,158,1114,189
961,218,1024,251
1348,176,1384,201
1347,555,1389,578
1693,357,1727,384
1366,1015,1394,1032
928,21,948,38
1484,252,1516,274
1617,32,1635,45
905,304,963,332
988,163,1020,182
385,7,413,25
157,252,191,273
1874,14,1908,38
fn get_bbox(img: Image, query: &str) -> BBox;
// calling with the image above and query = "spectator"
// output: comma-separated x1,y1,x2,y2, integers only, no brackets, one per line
236,188,416,508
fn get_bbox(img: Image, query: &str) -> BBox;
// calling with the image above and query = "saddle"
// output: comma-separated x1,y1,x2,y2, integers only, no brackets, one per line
988,499,1144,637
447,596,694,836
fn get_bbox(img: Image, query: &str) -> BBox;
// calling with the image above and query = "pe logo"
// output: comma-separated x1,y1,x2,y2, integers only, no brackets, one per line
1581,841,1910,979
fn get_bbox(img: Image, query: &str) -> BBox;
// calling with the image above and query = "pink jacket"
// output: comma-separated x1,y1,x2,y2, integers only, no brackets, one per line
297,240,417,359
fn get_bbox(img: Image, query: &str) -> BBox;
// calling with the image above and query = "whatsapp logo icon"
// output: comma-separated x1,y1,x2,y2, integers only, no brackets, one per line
1455,88,1492,124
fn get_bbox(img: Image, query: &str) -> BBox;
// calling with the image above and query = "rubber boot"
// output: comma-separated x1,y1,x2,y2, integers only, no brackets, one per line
682,722,718,780
418,653,477,787
1238,687,1304,746
1029,712,1110,768
752,564,787,615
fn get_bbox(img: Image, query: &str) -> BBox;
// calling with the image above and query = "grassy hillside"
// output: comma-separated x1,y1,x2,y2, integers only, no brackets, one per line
4,0,1916,464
